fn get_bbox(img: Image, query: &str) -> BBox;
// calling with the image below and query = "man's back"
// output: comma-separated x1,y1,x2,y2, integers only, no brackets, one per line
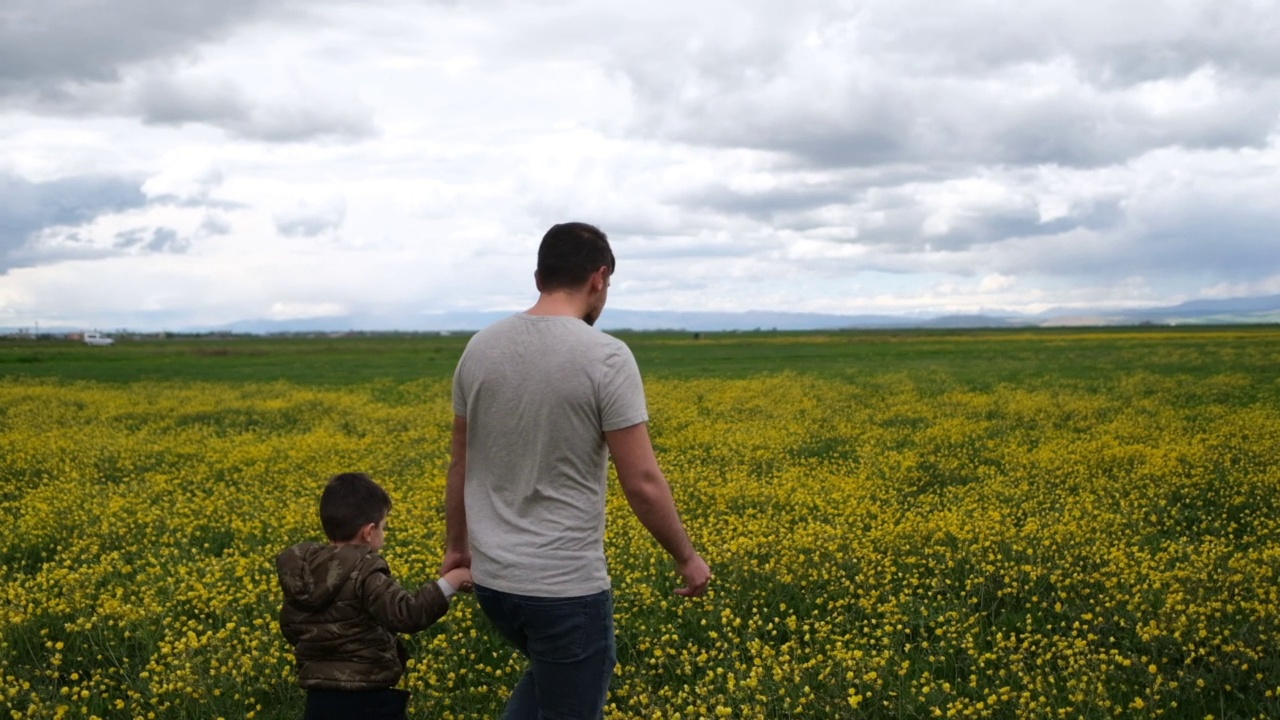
452,313,648,596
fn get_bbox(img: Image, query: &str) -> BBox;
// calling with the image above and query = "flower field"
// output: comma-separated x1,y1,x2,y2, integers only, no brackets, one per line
2,330,1280,719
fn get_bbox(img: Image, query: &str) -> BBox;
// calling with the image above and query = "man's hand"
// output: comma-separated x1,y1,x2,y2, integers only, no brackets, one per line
675,554,711,597
440,549,471,575
441,566,474,594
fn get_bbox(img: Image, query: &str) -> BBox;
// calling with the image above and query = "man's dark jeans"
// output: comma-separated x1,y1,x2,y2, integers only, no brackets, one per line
475,586,616,720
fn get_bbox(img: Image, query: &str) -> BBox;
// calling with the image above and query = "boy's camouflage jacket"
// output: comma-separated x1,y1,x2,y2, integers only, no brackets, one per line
276,542,450,690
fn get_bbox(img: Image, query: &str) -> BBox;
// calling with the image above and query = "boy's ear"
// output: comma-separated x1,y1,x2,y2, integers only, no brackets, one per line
358,522,377,544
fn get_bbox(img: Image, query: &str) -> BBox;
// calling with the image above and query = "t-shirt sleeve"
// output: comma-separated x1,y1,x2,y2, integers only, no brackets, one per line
599,342,649,432
452,349,468,418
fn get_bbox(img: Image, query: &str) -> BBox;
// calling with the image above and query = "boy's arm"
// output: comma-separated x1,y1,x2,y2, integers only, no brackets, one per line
279,610,303,647
441,415,470,573
359,559,452,634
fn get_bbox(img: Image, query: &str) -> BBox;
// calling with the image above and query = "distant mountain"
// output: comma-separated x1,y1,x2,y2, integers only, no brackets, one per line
197,296,1280,334
1161,294,1280,314
596,309,909,331
1065,294,1280,326
920,314,1024,328
4,294,1279,336
196,309,910,334
214,312,510,334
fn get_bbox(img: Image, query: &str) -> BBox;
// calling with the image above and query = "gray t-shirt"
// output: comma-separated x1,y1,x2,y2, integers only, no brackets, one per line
452,313,649,596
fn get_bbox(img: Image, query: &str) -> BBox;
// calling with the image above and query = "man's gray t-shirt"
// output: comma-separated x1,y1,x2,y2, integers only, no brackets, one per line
452,313,649,597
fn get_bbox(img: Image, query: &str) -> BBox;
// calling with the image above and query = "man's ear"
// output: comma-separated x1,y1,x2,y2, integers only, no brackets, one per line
534,270,544,293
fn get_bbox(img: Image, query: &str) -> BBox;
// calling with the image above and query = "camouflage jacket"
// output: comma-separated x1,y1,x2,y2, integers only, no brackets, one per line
276,542,450,690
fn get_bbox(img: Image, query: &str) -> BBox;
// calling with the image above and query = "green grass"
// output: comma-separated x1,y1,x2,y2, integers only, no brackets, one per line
5,325,1280,392
0,335,471,385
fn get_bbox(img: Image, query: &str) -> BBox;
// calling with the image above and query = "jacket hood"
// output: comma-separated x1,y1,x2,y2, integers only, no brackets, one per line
276,542,374,611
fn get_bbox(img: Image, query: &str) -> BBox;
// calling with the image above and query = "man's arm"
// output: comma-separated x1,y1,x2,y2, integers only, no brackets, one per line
441,414,471,574
606,422,711,597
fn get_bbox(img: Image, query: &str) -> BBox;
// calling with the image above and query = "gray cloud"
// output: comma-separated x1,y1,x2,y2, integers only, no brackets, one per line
676,167,1129,252
842,1,1280,83
1074,14,1280,85
561,0,1280,297
27,68,378,143
13,222,197,271
634,67,1280,171
132,75,377,142
0,0,271,96
859,197,1125,254
277,215,339,238
199,214,233,236
275,199,347,238
587,1,1280,171
133,76,249,127
1119,201,1280,280
0,0,376,142
960,197,1280,284
0,173,148,271
114,227,192,254
683,185,857,222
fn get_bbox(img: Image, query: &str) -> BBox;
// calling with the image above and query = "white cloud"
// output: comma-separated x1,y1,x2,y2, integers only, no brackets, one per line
142,150,226,201
978,274,1017,293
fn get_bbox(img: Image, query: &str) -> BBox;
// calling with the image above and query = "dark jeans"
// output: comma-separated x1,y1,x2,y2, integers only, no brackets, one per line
475,586,616,720
303,688,409,720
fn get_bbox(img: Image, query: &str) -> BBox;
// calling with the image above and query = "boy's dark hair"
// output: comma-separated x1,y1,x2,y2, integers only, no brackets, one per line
536,222,615,291
319,472,392,542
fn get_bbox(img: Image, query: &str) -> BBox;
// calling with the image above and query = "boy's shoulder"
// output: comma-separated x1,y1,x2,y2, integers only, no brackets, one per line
277,542,388,608
276,541,382,564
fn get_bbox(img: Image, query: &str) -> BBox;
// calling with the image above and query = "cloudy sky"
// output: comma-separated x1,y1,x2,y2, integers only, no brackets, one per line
2,0,1279,330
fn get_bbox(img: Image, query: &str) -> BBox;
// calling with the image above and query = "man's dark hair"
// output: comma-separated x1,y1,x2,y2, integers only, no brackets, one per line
536,222,615,291
319,472,392,542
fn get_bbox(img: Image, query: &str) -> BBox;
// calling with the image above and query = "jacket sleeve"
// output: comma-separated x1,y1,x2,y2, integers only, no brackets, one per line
358,558,452,634
279,607,303,647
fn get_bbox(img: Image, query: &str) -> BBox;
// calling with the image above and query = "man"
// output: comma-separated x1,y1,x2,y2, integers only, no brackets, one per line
442,221,711,719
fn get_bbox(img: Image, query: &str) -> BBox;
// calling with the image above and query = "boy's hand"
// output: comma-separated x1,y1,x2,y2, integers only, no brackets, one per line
442,567,474,594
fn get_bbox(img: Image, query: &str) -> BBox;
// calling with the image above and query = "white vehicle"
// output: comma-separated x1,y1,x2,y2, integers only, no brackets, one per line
84,331,115,346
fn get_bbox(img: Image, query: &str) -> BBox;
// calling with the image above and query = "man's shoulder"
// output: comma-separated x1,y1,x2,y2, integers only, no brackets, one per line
469,314,627,346
592,329,635,358
467,313,521,339
567,324,635,364
458,315,520,360
460,315,635,375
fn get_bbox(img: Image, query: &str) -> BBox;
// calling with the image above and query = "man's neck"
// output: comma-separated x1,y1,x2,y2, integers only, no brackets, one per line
526,292,587,320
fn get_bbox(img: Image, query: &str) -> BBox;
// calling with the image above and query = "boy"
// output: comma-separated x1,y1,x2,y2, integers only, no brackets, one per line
277,472,472,720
